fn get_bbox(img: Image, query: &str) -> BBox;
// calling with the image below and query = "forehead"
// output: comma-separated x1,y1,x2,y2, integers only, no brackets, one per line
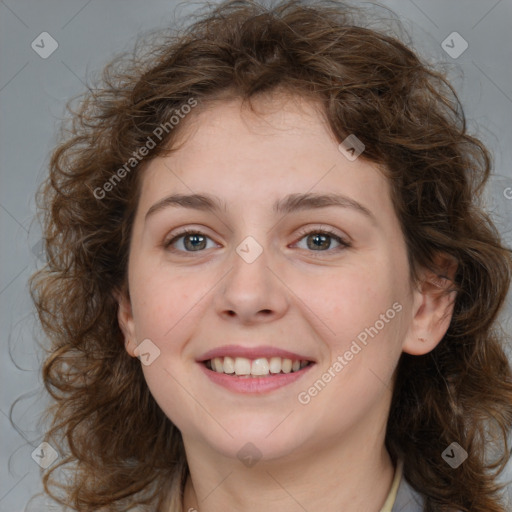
136,93,395,225
173,92,336,152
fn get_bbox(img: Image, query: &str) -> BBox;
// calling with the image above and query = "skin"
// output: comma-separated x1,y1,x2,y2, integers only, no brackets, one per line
116,92,456,512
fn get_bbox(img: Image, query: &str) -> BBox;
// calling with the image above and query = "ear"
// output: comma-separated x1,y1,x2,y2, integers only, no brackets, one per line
402,253,458,356
113,286,138,358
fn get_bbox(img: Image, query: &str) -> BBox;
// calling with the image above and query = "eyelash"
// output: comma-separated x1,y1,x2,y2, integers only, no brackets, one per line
162,226,351,256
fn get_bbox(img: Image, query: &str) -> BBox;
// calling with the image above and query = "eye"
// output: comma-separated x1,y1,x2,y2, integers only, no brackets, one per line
292,226,351,254
163,229,217,253
162,226,351,255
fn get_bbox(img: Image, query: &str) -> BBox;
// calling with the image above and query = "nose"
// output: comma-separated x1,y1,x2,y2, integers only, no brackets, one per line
214,240,289,325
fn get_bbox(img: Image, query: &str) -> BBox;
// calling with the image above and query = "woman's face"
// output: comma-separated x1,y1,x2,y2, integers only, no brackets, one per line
117,93,427,462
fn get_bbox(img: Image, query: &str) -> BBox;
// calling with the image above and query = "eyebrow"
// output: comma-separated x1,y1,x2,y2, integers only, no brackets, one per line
144,192,376,224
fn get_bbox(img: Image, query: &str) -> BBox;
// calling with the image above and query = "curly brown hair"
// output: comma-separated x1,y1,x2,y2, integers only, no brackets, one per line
29,0,512,511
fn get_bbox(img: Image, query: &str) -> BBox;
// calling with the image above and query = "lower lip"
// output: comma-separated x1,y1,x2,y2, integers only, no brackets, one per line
198,362,315,394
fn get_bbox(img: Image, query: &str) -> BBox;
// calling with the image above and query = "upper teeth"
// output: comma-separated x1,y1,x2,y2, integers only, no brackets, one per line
207,357,310,376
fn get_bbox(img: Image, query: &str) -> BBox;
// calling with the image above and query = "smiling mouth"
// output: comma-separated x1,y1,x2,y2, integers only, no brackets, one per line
204,356,313,377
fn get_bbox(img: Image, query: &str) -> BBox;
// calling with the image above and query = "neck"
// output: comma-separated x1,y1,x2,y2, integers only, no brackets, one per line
181,425,395,512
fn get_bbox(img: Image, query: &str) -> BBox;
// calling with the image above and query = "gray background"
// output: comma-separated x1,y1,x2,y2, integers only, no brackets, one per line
1,0,511,510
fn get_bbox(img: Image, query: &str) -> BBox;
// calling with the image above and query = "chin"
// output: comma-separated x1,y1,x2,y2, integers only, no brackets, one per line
201,420,311,461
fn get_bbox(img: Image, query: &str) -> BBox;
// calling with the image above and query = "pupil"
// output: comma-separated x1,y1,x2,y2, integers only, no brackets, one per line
185,234,206,251
308,234,329,250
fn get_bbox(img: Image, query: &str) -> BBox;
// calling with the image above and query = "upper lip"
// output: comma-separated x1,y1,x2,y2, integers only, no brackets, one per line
197,345,316,363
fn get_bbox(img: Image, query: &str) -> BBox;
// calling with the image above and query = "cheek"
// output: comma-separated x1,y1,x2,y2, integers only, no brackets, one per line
292,263,401,343
130,267,196,339
293,265,408,397
140,363,192,430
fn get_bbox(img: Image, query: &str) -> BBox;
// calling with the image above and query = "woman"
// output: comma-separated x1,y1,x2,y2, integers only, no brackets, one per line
30,1,512,511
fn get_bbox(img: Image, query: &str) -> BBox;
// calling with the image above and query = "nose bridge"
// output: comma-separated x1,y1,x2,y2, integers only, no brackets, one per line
227,207,275,270
229,232,273,295
215,228,288,322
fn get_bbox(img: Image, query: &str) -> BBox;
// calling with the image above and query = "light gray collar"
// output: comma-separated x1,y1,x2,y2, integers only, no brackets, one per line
391,475,425,512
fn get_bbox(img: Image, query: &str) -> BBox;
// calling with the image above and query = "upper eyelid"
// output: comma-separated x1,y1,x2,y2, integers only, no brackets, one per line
295,224,347,238
166,224,346,238
164,225,350,248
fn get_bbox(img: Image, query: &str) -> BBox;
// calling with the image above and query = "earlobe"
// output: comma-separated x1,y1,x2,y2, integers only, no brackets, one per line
113,287,138,358
402,254,458,356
